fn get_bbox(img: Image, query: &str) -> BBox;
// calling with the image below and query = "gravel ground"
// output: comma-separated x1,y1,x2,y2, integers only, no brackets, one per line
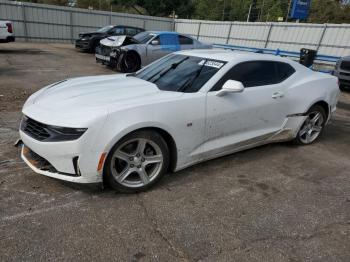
0,43,349,262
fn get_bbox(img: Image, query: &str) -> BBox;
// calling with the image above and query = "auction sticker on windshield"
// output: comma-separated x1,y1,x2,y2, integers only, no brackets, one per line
198,60,225,69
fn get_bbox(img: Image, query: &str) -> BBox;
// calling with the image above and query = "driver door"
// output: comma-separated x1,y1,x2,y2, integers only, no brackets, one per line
204,61,292,155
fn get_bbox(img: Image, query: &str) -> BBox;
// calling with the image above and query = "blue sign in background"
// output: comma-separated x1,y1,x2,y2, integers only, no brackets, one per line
290,0,311,20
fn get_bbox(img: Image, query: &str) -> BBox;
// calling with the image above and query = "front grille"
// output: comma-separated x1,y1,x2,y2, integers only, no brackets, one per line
340,72,350,76
99,45,112,56
21,117,51,141
340,61,350,71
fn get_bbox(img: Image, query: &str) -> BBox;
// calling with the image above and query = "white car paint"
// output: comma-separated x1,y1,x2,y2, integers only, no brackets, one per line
20,50,340,184
0,20,14,43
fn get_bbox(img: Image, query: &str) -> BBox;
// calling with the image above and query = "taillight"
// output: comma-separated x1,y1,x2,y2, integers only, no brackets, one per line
6,23,13,33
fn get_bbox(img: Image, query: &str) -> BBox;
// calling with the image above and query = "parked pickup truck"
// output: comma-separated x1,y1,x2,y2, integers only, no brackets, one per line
0,21,15,43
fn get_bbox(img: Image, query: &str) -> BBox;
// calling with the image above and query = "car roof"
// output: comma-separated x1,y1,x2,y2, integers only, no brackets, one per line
115,25,144,30
143,31,197,40
177,49,300,65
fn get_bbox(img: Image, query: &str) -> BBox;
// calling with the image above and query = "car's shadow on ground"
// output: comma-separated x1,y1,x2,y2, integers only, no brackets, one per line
0,49,47,55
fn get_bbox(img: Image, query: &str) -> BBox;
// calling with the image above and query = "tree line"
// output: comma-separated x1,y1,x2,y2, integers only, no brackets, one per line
20,0,350,24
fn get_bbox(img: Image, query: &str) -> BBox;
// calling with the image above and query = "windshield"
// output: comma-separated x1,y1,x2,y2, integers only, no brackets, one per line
133,32,155,44
97,25,113,33
135,54,226,93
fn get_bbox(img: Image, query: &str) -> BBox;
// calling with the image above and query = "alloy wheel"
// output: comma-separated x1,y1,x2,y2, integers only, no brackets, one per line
110,138,163,188
298,111,324,144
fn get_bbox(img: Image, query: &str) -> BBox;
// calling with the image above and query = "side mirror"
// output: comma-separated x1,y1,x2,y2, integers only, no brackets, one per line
151,40,159,45
216,80,244,97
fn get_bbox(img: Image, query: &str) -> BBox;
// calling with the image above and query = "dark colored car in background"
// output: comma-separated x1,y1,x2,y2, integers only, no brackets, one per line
334,56,350,90
75,25,144,53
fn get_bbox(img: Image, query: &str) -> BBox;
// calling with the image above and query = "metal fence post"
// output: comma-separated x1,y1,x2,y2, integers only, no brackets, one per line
143,20,146,30
264,23,273,48
226,22,233,44
197,22,202,40
21,3,28,42
316,24,327,52
109,9,112,24
70,10,74,43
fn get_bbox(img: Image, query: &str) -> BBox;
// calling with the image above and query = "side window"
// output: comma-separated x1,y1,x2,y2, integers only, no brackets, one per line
111,27,124,35
276,62,296,82
179,35,193,45
211,61,293,91
125,27,138,36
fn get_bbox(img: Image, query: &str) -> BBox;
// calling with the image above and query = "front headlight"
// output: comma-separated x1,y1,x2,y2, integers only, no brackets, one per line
21,115,87,142
47,125,87,142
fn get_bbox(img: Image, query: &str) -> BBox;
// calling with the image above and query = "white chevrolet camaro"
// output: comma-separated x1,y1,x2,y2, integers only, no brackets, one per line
20,50,340,192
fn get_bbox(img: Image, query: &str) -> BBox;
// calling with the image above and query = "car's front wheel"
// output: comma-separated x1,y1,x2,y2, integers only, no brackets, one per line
120,52,141,73
104,130,169,193
293,105,326,145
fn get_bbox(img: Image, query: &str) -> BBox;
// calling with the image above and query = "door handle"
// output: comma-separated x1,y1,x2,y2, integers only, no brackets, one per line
272,92,284,99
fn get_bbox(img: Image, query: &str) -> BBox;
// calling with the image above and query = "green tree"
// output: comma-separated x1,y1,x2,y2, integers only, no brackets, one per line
309,0,350,23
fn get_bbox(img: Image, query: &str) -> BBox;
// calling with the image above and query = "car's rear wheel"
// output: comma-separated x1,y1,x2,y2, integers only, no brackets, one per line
104,130,169,193
293,105,326,145
120,52,141,73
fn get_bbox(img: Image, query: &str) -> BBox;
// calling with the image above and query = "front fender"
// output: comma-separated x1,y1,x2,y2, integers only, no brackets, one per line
101,119,176,158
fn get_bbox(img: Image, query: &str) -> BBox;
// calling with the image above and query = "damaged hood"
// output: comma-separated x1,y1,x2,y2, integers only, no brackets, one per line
100,35,127,47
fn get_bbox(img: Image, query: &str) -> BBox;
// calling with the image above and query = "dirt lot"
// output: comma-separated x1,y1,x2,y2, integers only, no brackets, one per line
0,43,350,262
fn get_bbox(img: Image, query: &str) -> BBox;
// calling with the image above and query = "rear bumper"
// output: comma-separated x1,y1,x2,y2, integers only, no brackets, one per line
0,36,15,43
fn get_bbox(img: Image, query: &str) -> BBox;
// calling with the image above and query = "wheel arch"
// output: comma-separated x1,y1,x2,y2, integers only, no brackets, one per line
307,100,330,120
126,50,141,65
102,126,178,184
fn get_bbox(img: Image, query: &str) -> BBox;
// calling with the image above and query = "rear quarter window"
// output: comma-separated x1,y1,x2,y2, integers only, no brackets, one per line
276,62,296,82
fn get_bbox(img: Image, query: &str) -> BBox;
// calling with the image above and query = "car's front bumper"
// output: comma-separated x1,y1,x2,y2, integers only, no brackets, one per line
75,39,91,50
20,130,103,184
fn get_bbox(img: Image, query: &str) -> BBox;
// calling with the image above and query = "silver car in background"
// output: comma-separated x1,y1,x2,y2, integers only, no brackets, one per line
95,31,212,72
334,56,350,90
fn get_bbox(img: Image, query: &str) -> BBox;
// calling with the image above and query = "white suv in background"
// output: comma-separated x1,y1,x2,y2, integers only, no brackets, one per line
0,20,15,43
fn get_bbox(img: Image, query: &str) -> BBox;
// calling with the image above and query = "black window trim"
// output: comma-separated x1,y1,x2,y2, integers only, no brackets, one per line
210,60,296,92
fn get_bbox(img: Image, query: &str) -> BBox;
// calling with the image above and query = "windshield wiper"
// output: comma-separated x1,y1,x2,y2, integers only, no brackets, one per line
146,56,189,82
177,59,207,92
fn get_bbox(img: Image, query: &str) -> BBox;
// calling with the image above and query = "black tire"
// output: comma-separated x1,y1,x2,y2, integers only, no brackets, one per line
293,105,326,145
119,51,141,73
104,130,169,193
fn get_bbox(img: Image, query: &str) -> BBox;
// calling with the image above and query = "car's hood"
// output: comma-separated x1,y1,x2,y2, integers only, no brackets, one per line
22,74,182,126
29,74,165,109
100,35,127,47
